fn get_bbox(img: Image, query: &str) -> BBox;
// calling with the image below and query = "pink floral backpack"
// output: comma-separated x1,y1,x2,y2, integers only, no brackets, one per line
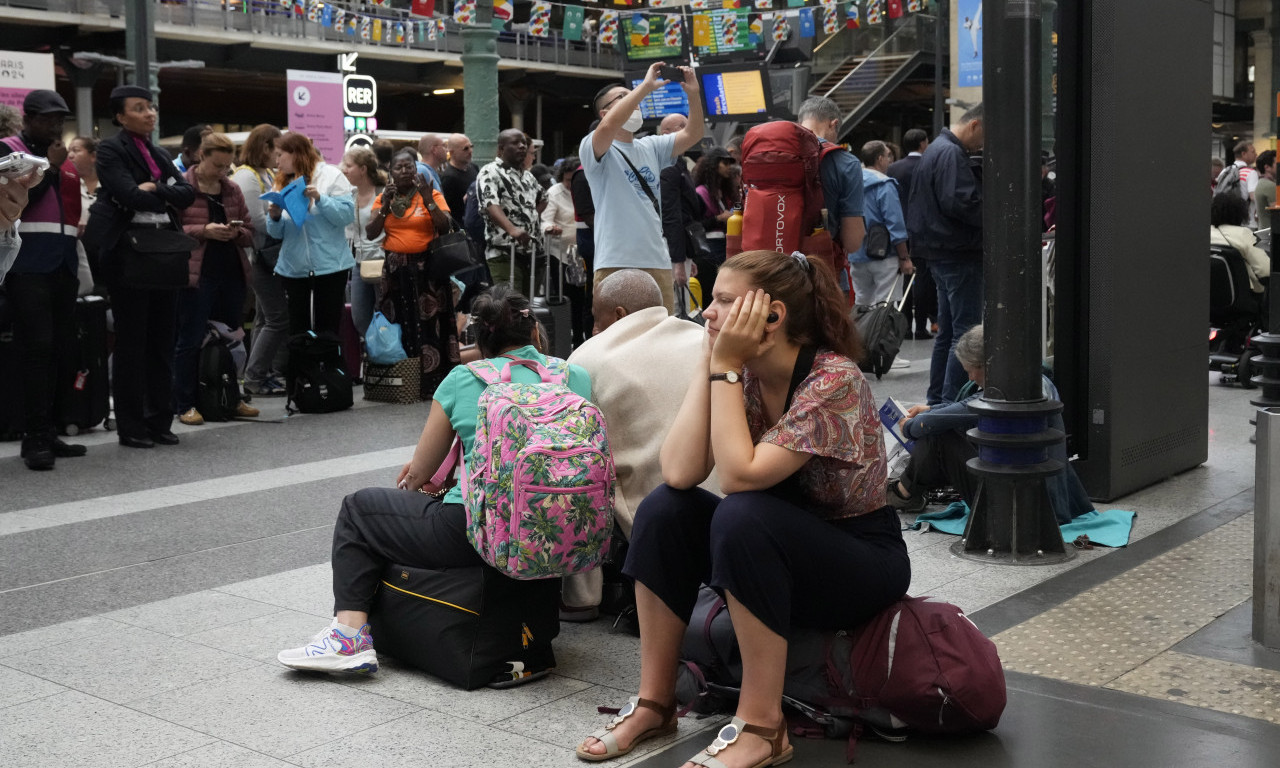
435,357,616,580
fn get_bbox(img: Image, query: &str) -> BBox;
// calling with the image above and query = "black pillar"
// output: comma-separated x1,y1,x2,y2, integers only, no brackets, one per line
933,0,948,137
1254,3,1280,409
954,0,1071,565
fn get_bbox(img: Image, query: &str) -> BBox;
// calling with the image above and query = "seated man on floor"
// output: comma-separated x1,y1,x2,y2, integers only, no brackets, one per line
560,269,719,620
886,324,1093,523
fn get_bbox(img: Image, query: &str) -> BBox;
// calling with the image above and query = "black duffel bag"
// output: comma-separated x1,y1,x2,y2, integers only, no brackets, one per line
119,226,198,290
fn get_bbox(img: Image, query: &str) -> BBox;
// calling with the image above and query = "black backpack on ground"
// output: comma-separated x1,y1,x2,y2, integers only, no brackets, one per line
197,327,242,422
285,331,353,414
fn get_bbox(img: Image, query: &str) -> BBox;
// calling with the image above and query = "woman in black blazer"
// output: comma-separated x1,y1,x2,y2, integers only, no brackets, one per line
83,85,195,448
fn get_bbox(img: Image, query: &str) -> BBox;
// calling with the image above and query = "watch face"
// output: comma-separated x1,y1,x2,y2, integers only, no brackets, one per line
725,371,740,383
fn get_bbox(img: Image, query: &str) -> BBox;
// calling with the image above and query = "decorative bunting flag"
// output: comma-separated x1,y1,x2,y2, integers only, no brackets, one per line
722,13,739,45
292,0,303,17
373,18,383,40
906,0,923,10
493,0,513,27
748,14,762,44
847,1,859,27
867,0,882,24
279,0,289,10
823,7,839,33
787,0,806,6
453,0,475,24
427,18,439,38
798,7,814,36
347,15,358,35
690,0,709,8
772,14,790,41
563,4,585,40
888,0,902,18
630,13,650,45
665,15,682,46
599,11,619,44
529,1,552,36
320,3,332,26
819,0,834,9
649,0,671,6
722,0,741,9
304,0,319,23
754,0,772,8
332,7,345,29
410,0,435,17
360,16,372,39
691,12,712,45
371,0,386,6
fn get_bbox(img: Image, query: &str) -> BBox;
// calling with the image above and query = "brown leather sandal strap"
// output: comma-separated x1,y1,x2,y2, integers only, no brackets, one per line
635,696,677,722
740,722,784,752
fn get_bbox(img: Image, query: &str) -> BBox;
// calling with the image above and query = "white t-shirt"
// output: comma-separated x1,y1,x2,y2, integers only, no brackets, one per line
579,131,677,271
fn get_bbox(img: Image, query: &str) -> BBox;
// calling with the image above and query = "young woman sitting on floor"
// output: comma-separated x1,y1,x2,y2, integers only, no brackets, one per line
575,250,911,768
277,285,591,675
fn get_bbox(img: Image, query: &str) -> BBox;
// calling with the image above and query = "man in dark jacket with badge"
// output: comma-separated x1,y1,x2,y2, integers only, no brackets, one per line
0,89,87,469
906,103,984,405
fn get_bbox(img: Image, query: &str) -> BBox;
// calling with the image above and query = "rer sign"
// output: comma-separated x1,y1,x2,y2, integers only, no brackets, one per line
343,74,377,118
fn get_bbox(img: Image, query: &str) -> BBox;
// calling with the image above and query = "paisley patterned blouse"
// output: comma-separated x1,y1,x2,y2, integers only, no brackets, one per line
743,350,888,520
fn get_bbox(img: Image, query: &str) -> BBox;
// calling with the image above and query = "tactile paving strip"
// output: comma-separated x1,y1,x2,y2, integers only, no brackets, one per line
993,515,1275,721
1109,652,1280,724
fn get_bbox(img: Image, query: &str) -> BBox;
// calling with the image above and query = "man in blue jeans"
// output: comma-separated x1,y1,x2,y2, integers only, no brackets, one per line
906,103,985,404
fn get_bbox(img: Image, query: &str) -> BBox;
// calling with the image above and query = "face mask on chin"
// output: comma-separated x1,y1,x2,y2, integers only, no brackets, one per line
622,110,643,133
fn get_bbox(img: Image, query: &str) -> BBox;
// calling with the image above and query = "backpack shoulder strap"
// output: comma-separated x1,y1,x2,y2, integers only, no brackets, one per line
467,359,504,386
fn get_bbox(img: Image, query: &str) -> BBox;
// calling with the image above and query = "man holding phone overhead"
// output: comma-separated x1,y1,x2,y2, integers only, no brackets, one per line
580,60,704,314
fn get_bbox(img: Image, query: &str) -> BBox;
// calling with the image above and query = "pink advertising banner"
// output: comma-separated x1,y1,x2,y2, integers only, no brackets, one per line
0,51,55,110
285,69,344,166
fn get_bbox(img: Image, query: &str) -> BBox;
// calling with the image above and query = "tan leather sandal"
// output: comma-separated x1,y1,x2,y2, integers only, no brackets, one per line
685,717,794,768
575,695,678,762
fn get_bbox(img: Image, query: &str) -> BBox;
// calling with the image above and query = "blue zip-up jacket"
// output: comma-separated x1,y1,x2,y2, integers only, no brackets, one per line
848,168,908,264
265,162,355,279
905,128,982,261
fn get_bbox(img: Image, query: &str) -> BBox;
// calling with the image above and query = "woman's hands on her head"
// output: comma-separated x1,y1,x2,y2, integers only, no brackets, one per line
710,289,775,371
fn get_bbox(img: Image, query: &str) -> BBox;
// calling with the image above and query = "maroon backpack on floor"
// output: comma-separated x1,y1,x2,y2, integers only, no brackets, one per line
677,591,1007,761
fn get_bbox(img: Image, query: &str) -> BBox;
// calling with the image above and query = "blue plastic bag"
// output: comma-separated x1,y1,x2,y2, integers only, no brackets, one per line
365,312,407,365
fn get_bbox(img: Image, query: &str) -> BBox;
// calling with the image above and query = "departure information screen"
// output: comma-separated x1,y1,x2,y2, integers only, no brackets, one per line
630,78,690,120
701,70,768,117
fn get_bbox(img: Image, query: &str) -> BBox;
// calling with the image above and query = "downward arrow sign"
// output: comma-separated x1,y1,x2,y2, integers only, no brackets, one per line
338,52,359,72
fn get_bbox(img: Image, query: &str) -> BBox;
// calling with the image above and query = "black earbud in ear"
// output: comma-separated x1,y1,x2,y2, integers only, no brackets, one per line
766,312,779,324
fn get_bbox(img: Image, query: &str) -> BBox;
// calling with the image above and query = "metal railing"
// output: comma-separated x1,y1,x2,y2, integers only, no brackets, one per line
0,0,622,72
820,14,936,105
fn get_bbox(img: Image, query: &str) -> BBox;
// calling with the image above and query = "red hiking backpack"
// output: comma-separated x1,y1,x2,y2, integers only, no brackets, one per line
738,122,848,273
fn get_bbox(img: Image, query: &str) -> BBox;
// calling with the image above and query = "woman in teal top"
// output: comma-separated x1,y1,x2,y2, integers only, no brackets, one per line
277,284,592,677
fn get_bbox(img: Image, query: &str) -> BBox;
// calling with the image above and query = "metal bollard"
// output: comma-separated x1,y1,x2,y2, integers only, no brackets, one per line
1254,407,1280,649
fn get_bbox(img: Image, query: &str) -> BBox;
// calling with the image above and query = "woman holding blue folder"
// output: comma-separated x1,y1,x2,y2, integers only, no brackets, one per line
264,132,355,337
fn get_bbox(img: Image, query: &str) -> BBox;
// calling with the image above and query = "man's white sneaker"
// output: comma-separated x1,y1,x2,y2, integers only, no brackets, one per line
892,357,911,369
277,619,378,674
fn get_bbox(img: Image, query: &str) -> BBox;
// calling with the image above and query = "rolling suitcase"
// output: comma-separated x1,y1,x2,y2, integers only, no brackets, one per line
853,274,913,380
61,295,112,435
339,303,363,383
511,242,572,359
368,561,561,690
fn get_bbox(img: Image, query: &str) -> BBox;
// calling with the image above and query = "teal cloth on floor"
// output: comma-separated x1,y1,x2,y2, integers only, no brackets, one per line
910,502,1137,548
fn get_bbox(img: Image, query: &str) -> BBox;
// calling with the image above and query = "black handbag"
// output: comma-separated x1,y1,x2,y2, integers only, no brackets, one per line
120,224,198,290
685,221,714,260
865,223,892,260
427,225,484,283
256,235,282,271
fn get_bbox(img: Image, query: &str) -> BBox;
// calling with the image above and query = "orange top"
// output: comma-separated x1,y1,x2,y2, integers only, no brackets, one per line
372,188,450,254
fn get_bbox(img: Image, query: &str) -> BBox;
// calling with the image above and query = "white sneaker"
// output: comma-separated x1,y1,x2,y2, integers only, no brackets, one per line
892,357,911,369
277,619,378,674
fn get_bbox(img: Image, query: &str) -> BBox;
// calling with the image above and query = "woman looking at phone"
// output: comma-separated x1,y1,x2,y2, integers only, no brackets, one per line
173,131,258,425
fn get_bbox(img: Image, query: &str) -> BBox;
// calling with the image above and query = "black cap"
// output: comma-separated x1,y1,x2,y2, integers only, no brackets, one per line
703,146,733,163
23,89,70,116
108,85,153,102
